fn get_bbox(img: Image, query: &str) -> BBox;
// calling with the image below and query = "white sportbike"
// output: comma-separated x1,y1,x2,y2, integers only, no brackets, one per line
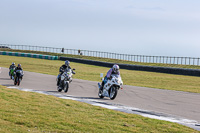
98,74,123,100
57,68,75,93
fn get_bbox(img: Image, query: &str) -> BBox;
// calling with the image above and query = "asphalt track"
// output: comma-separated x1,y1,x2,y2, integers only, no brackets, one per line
0,67,200,130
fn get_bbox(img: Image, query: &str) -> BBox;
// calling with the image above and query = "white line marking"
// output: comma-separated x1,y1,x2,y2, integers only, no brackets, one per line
92,103,119,109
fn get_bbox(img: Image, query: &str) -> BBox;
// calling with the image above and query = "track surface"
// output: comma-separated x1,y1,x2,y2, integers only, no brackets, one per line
1,67,200,125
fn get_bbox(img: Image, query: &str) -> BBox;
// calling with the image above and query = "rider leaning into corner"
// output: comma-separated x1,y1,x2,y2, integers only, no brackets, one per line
100,64,120,91
57,60,75,86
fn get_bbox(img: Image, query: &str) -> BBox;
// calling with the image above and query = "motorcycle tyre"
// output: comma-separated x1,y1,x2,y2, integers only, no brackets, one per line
18,78,21,86
109,86,118,100
98,89,104,99
64,82,69,93
14,78,17,85
57,87,62,92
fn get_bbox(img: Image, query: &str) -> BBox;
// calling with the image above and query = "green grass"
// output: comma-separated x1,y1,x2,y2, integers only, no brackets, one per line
0,85,198,133
1,55,200,93
1,48,200,69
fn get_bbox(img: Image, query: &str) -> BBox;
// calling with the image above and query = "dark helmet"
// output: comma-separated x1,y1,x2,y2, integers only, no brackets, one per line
65,60,70,67
18,64,21,68
12,62,15,65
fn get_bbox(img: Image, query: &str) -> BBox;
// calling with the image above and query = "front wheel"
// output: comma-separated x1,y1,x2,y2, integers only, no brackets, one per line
14,77,17,85
64,82,69,93
17,78,21,86
109,86,118,100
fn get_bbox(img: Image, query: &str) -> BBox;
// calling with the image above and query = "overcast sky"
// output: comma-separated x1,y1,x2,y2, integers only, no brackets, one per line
0,0,200,57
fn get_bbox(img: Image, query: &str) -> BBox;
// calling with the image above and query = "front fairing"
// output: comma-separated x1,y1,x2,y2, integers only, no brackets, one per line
16,70,23,77
111,74,123,86
61,69,73,81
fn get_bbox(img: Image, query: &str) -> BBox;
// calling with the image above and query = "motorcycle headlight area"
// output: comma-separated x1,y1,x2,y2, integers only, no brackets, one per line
61,75,65,80
115,79,121,84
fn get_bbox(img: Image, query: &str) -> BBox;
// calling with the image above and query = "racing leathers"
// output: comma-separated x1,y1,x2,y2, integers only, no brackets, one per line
9,64,16,70
100,68,120,90
9,64,16,76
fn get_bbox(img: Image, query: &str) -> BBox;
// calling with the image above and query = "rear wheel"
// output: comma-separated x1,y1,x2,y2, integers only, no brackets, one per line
109,86,118,100
57,87,62,92
98,89,104,99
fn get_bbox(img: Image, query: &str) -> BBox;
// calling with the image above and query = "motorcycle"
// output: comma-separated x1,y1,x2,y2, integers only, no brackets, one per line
57,68,75,93
9,68,15,80
98,74,123,100
14,70,24,86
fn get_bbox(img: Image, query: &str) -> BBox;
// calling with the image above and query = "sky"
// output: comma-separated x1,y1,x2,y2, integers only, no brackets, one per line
0,0,200,57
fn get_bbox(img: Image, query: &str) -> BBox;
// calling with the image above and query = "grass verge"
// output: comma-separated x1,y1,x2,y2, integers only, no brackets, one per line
1,55,200,93
1,48,200,69
0,85,198,132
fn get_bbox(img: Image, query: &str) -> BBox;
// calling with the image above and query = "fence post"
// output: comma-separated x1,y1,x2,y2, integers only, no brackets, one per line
193,58,195,65
181,57,183,65
149,56,151,63
177,57,179,64
152,56,154,63
189,57,190,65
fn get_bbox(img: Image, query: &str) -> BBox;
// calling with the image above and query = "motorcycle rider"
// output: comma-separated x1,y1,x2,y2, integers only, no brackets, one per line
57,60,75,86
100,64,120,90
14,64,24,80
9,62,16,70
9,62,16,76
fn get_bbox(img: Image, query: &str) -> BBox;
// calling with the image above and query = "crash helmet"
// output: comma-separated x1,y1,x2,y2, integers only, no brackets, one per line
112,64,119,73
18,64,21,68
12,62,15,65
65,60,70,67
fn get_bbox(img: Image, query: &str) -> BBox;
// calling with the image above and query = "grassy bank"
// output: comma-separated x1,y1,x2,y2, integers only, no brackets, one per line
1,55,200,93
0,85,198,132
1,48,200,69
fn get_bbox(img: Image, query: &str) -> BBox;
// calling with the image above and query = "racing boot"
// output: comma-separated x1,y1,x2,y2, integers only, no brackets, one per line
57,79,60,86
100,81,104,91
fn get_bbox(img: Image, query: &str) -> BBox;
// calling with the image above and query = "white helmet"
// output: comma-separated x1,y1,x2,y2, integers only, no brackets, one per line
12,62,15,65
112,64,119,73
65,60,70,66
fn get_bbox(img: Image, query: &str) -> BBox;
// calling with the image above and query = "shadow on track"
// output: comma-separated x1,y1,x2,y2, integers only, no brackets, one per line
2,84,15,87
0,78,11,80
